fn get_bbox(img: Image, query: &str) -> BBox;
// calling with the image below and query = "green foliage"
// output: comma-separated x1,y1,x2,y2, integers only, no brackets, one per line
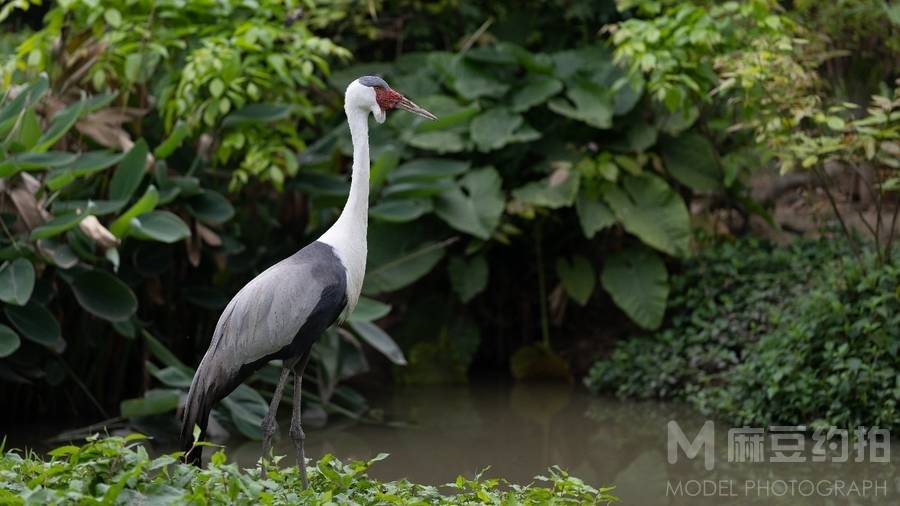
694,255,900,429
600,247,668,330
586,237,900,430
3,0,350,190
332,39,702,334
586,237,844,400
0,435,617,505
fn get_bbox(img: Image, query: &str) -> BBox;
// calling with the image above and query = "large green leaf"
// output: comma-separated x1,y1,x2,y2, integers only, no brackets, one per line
451,59,509,99
0,324,20,358
109,185,159,237
511,76,563,112
470,108,523,152
0,258,35,306
46,151,126,191
601,174,691,257
363,222,448,294
30,213,89,241
389,158,470,182
70,269,137,322
149,364,193,388
447,254,488,303
661,133,721,192
121,389,181,418
109,140,148,201
433,167,504,239
548,79,614,128
415,105,480,133
187,191,234,225
405,131,466,153
222,103,291,127
222,384,269,439
613,77,644,116
369,199,432,223
131,211,191,243
349,297,392,323
0,152,78,177
52,199,126,216
4,301,62,350
576,186,616,239
37,238,79,269
154,121,189,159
33,97,86,152
382,180,454,199
348,320,407,365
556,255,595,306
601,247,669,330
512,169,580,208
0,75,48,137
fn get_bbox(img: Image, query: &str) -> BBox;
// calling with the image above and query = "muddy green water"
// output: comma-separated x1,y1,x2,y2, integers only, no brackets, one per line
217,382,898,505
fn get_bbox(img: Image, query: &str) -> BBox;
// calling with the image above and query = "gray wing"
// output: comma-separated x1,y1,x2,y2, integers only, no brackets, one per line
181,241,347,460
196,241,347,393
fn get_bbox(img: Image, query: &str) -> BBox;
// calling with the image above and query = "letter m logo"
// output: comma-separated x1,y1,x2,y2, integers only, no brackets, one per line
668,420,715,471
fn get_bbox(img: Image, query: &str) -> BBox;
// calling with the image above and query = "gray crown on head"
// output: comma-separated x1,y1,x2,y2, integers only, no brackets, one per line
359,75,389,88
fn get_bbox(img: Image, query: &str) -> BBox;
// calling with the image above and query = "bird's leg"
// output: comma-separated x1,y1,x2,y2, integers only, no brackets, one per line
290,349,313,489
260,365,291,478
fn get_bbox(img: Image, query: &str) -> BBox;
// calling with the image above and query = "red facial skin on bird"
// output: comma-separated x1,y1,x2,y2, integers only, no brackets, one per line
374,87,402,113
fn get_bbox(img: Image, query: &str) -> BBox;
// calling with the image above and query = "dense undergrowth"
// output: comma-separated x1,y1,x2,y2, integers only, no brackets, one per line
586,236,900,430
0,435,617,505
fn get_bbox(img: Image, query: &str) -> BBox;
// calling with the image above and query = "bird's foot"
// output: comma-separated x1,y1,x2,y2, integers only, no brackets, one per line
290,424,308,488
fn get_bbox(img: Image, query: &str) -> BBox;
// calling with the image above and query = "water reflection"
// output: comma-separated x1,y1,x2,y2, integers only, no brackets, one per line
223,382,899,504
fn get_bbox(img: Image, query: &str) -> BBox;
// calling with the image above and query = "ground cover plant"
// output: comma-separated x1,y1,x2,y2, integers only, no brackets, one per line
586,236,900,430
0,434,618,505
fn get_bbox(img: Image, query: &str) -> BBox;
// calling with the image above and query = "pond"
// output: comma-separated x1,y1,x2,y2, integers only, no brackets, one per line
3,381,896,505
220,381,898,505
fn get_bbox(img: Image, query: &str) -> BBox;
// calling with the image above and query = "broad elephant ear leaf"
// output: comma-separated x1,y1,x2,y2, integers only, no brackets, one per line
601,173,691,257
447,254,489,303
512,168,580,209
556,255,595,306
433,167,504,240
363,221,448,294
601,246,669,330
661,133,721,192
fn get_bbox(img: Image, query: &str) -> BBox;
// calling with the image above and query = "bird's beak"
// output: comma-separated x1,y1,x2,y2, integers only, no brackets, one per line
395,95,437,120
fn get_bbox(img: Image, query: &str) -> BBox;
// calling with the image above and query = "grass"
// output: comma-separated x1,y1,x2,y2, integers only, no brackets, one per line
0,434,617,505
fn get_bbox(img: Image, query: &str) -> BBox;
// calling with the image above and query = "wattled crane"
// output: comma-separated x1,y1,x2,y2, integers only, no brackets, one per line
181,76,436,487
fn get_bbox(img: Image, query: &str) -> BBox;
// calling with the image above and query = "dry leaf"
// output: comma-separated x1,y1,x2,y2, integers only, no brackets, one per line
195,222,222,247
186,232,201,267
548,165,570,187
78,215,119,248
8,187,49,230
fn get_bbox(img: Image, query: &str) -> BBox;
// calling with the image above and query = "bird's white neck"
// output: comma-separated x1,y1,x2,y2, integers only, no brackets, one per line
318,105,370,316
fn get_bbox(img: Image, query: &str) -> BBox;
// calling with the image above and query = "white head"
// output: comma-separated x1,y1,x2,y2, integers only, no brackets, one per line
344,75,437,124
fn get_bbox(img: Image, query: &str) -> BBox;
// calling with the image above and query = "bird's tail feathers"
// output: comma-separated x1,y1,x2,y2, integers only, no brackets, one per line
181,369,213,466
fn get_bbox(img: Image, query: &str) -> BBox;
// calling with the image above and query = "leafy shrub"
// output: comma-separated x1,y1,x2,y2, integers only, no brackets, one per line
694,255,900,429
2,0,350,190
0,434,618,505
585,236,843,399
587,237,900,430
0,14,386,433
